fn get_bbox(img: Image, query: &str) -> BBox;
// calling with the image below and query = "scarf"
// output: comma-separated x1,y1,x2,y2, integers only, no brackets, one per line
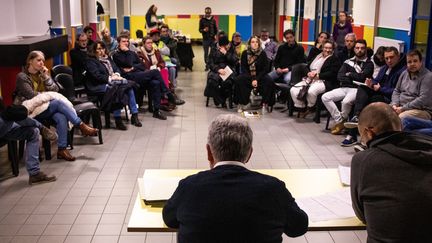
140,46,158,66
261,38,270,50
98,56,114,76
247,47,263,78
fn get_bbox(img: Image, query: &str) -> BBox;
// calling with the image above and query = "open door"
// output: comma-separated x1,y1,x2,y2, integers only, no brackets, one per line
253,0,279,38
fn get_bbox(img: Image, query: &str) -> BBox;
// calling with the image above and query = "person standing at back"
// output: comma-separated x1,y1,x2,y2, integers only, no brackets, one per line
332,11,353,52
199,7,218,71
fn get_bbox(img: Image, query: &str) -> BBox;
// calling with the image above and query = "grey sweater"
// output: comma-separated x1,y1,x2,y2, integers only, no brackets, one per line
391,67,432,113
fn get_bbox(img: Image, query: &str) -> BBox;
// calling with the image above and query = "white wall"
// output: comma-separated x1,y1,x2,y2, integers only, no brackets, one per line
15,0,51,36
130,0,253,15
70,0,82,26
378,0,413,31
304,0,316,19
353,0,375,26
0,0,17,41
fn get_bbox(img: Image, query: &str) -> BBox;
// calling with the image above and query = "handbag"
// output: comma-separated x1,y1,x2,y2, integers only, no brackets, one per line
250,89,263,108
296,78,312,102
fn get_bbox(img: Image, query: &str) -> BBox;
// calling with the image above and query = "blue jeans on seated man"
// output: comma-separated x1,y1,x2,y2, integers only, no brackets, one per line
402,116,432,136
268,70,292,84
35,99,82,149
113,88,139,118
3,119,42,175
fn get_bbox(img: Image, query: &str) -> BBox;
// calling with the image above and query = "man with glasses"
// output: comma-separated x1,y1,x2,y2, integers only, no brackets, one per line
70,33,90,88
322,39,374,135
199,7,218,71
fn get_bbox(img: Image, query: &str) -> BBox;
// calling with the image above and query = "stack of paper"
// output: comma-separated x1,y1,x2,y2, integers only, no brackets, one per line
137,176,182,205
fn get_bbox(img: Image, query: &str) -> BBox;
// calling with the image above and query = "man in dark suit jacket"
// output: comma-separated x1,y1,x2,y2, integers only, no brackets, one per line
163,114,308,243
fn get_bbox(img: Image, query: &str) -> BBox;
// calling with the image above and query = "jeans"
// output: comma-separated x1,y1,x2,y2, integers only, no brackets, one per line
35,99,81,149
268,70,292,84
113,88,139,118
3,119,41,176
322,87,357,122
402,116,432,136
124,69,163,110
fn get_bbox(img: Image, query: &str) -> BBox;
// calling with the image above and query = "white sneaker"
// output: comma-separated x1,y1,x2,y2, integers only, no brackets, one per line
237,105,243,113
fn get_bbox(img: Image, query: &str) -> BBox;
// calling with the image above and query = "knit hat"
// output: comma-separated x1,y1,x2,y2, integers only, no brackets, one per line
0,105,28,121
218,36,229,46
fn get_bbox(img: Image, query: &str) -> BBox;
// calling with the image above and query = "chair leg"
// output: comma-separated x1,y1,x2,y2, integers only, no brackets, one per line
8,141,19,176
91,110,103,145
124,106,129,122
325,115,331,130
69,128,74,150
206,97,210,107
43,138,52,160
18,140,25,160
104,111,111,128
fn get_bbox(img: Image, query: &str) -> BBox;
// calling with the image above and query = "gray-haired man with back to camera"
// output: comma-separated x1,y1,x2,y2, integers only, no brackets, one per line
163,114,308,243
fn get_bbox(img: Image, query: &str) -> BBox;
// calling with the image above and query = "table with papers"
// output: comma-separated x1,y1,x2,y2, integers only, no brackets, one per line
128,169,365,232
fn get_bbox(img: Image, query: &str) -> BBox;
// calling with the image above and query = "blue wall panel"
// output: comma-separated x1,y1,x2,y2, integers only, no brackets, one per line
235,16,252,39
110,18,117,37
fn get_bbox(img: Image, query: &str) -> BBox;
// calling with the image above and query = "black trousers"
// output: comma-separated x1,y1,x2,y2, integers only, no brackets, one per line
353,86,389,116
234,74,275,106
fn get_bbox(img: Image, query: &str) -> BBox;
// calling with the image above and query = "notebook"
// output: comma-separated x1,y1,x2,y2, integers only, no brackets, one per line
338,165,351,186
137,176,182,206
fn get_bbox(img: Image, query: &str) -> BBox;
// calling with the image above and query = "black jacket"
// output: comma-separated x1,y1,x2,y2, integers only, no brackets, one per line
336,46,355,63
311,55,341,91
351,131,432,243
163,164,308,243
273,42,306,70
199,16,218,41
69,45,88,86
208,45,238,74
84,57,122,92
112,49,146,75
240,50,269,81
337,56,374,88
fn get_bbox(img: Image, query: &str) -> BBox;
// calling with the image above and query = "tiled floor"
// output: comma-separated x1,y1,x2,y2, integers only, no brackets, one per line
0,46,366,243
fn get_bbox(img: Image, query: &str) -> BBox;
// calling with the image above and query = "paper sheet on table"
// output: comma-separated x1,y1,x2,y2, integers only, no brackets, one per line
138,176,182,202
296,188,356,222
338,165,351,186
219,66,233,81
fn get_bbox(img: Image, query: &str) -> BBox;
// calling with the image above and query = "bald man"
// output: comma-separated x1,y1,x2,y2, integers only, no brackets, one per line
351,102,432,243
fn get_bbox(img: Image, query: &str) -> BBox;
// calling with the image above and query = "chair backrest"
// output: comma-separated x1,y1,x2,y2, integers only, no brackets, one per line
136,29,144,39
0,96,4,112
52,64,73,78
54,73,76,102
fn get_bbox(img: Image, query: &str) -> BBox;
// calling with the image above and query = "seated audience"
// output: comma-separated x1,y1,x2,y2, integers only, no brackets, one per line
290,40,340,118
351,102,432,243
150,29,177,88
336,33,356,62
371,46,386,78
306,31,330,63
260,28,279,65
234,36,274,112
231,32,247,73
14,51,98,161
160,24,180,67
321,39,373,135
204,35,238,108
0,104,57,185
163,114,308,243
391,49,432,119
83,25,95,47
85,40,142,130
100,27,118,55
341,46,406,145
268,29,306,84
118,29,138,52
70,33,89,88
112,34,181,120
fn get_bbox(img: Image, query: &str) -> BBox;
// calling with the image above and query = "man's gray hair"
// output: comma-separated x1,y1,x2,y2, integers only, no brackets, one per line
207,114,253,163
345,33,357,41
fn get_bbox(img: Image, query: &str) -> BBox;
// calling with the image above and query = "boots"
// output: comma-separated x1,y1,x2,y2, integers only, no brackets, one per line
153,110,167,120
79,122,98,136
57,148,76,161
115,117,127,130
29,171,57,185
131,113,142,127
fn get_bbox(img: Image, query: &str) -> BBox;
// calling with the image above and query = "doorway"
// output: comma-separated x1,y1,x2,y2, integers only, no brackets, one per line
253,0,279,38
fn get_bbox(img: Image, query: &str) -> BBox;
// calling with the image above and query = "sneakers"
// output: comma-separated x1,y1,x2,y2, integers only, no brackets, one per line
153,110,167,120
341,136,358,147
40,126,58,141
29,171,57,185
131,114,142,127
331,120,346,135
175,99,186,106
354,144,367,152
57,148,76,161
344,116,359,129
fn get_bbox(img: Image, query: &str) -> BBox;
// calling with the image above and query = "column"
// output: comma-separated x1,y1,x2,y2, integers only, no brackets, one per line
85,0,98,40
110,0,118,37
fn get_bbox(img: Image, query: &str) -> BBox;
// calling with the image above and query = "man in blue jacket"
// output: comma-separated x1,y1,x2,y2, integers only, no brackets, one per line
163,114,308,243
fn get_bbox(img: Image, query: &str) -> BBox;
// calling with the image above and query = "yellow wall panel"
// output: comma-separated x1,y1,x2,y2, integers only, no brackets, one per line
166,17,201,39
130,16,146,39
228,15,236,38
363,25,374,48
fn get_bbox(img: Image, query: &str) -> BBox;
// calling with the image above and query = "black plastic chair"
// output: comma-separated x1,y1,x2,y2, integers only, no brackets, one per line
52,65,85,97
